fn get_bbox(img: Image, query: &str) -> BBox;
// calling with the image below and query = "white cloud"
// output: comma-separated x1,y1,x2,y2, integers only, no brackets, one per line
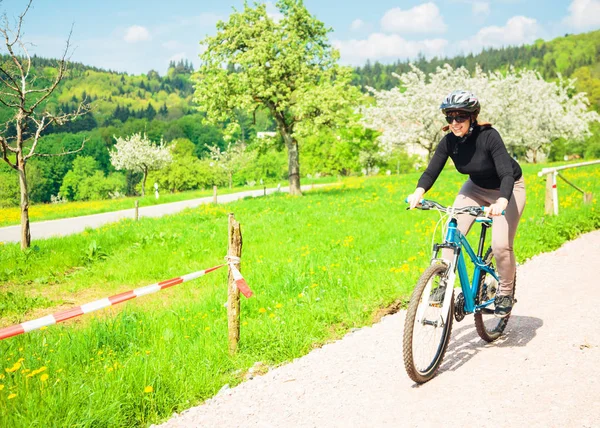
381,3,447,34
471,1,491,16
333,33,448,64
351,19,364,31
458,16,540,53
563,0,600,30
124,25,151,43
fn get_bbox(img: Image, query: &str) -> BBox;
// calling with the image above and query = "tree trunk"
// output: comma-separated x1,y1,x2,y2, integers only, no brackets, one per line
285,137,301,195
141,167,148,196
17,154,31,249
272,111,302,196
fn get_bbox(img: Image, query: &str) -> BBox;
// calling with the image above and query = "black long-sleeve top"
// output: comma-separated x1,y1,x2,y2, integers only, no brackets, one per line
417,126,522,201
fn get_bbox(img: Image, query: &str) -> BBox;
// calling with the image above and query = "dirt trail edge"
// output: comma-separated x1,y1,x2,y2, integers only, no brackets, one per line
157,230,600,428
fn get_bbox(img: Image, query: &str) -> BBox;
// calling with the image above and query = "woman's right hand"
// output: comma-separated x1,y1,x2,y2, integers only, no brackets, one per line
406,187,425,209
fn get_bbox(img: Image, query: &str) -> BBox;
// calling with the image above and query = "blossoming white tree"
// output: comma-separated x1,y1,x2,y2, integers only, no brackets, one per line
208,142,254,189
110,133,172,196
362,64,599,162
488,69,600,162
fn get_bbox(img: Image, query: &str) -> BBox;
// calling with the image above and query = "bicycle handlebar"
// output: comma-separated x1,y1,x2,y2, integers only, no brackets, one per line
405,198,505,217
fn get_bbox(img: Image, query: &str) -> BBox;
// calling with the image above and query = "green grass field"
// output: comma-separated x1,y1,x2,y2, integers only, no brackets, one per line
0,163,599,427
0,176,338,228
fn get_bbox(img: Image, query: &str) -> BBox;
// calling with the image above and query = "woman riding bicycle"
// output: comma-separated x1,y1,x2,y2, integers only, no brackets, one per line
407,90,526,317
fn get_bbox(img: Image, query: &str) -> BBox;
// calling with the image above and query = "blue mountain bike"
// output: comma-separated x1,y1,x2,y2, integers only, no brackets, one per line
402,199,516,383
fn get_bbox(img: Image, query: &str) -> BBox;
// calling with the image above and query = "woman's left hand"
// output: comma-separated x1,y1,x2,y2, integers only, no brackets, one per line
488,198,508,216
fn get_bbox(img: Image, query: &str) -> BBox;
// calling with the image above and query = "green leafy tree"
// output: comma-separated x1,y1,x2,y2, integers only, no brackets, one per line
193,0,362,195
148,139,228,192
59,156,98,200
76,171,126,201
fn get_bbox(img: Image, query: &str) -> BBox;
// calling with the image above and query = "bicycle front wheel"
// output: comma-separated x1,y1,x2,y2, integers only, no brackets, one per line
403,263,454,383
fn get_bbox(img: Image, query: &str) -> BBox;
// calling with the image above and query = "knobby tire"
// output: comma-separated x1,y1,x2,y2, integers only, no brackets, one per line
403,263,454,383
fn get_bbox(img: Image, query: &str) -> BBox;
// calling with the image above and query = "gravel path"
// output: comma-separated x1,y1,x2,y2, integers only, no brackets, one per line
158,229,600,428
0,184,330,243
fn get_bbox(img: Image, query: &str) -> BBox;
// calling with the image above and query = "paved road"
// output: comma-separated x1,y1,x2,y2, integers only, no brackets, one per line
158,230,600,428
0,184,331,243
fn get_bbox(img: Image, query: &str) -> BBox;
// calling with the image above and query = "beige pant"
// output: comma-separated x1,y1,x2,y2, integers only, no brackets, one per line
443,178,526,295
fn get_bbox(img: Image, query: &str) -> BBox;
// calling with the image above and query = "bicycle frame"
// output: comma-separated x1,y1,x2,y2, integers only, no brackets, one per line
435,216,499,314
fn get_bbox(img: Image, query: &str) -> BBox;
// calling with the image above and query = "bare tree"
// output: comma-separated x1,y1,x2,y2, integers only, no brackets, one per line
0,1,89,249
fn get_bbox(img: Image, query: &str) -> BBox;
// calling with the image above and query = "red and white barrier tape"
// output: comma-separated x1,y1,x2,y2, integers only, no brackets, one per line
225,255,253,298
0,260,252,341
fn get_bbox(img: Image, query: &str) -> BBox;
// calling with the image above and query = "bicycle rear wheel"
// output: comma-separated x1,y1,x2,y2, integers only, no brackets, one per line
403,263,454,383
474,248,515,342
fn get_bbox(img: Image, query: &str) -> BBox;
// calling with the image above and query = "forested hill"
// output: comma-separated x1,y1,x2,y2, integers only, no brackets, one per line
351,29,600,110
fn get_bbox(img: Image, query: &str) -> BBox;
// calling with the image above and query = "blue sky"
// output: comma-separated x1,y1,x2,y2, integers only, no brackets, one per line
2,0,599,75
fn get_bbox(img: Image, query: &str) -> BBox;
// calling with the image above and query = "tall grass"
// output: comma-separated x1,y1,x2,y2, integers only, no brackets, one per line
0,163,598,427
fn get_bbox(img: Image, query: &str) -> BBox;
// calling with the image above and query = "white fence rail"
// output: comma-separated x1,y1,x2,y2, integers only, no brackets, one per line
537,160,600,215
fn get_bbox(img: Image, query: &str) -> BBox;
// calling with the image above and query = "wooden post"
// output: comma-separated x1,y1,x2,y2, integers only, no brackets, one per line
227,213,243,354
545,173,554,215
552,171,559,215
264,186,266,196
213,186,218,204
584,192,593,204
134,200,139,221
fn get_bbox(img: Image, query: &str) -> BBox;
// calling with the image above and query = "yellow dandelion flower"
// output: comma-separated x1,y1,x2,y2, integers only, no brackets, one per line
204,327,210,331
144,386,153,393
311,283,318,288
298,293,304,298
40,374,49,382
269,313,275,318
5,362,21,373
25,366,48,378
258,307,267,313
275,303,283,309
0,385,4,391
7,393,16,399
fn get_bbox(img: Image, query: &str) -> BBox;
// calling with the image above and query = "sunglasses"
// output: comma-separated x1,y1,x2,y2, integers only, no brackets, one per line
445,114,470,124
